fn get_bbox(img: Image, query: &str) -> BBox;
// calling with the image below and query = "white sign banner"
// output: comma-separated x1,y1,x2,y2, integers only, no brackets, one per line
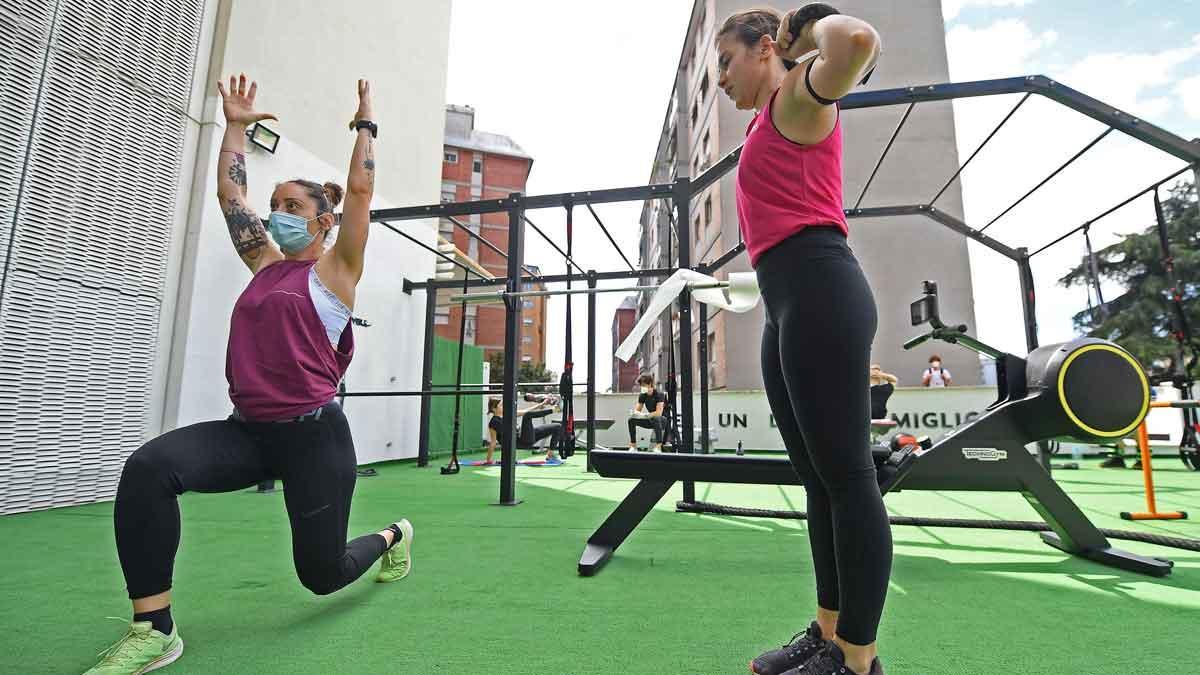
582,386,998,451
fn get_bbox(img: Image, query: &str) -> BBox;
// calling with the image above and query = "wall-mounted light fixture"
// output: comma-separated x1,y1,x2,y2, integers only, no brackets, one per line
246,122,280,153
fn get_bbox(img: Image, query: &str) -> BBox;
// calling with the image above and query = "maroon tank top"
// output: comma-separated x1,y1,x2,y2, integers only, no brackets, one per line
225,259,354,421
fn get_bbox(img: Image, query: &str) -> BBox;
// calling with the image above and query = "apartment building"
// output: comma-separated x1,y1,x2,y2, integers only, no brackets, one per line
637,0,979,391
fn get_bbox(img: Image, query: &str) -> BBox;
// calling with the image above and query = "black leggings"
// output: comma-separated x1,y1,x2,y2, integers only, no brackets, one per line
756,228,892,646
114,402,388,599
519,408,563,449
627,416,667,443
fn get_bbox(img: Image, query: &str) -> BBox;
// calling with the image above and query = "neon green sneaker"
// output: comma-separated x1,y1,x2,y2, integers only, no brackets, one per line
375,518,413,583
84,619,183,674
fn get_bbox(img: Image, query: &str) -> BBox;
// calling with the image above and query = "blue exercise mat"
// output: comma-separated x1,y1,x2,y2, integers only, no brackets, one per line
459,458,564,467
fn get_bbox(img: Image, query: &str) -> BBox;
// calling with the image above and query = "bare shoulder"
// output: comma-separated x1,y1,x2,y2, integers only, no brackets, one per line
771,77,838,145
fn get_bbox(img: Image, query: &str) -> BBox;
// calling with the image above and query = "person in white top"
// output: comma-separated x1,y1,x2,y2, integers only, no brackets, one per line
921,354,952,387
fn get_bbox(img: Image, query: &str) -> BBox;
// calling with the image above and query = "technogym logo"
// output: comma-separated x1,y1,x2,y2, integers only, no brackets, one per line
962,447,1007,462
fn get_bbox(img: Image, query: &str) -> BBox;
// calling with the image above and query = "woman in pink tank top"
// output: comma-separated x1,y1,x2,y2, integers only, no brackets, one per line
88,76,413,673
716,7,890,675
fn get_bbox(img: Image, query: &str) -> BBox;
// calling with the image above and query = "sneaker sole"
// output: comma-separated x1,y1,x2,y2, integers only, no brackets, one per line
140,637,183,674
377,520,413,582
397,519,413,578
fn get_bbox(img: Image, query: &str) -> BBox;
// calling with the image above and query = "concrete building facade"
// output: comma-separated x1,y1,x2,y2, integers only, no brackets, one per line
637,0,980,393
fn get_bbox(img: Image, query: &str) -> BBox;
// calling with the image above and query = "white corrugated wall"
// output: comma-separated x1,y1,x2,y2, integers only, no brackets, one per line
0,0,205,514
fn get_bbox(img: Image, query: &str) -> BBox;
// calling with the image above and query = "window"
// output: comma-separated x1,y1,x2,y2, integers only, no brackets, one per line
472,159,483,173
700,73,709,101
704,196,712,225
523,318,533,326
521,355,533,362
522,335,532,344
444,150,458,163
694,215,701,242
691,101,698,129
522,299,534,309
434,312,449,325
702,130,710,160
441,189,456,203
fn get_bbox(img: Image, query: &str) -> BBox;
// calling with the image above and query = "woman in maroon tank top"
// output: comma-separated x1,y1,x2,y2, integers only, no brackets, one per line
716,7,890,675
86,76,412,674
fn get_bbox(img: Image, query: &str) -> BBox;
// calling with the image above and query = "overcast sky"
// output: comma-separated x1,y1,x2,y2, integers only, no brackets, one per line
446,0,1200,391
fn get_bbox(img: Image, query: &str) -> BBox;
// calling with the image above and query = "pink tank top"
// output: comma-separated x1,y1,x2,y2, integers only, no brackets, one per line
735,88,848,268
225,259,354,421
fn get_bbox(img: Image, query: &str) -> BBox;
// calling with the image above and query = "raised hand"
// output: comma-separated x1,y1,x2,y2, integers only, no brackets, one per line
216,73,278,127
353,79,373,124
772,10,808,61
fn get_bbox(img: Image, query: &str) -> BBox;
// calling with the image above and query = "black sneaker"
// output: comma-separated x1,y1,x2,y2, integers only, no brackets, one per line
750,622,827,675
781,642,884,675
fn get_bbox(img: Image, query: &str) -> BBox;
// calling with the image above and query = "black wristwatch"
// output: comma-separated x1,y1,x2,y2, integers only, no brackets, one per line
350,119,378,138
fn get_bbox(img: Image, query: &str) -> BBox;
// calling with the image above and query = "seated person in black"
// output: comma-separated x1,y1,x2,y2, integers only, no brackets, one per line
628,373,668,452
869,363,898,420
485,395,564,464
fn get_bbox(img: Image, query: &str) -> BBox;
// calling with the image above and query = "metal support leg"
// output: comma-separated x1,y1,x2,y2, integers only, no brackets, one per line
498,193,524,506
417,287,437,468
578,479,675,576
586,271,597,472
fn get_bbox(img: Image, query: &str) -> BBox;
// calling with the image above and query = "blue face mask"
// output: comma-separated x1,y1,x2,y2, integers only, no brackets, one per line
267,211,320,254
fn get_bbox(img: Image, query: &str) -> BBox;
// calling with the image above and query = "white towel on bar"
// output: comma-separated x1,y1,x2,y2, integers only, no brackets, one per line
614,269,760,362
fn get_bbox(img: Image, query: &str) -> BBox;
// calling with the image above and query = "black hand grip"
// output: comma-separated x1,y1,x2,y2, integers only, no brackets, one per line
788,3,841,42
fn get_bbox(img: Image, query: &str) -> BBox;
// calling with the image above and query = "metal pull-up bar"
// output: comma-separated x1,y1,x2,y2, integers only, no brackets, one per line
449,279,731,305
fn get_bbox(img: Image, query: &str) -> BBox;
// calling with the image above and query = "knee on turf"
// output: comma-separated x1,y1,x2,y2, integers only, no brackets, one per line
296,562,343,596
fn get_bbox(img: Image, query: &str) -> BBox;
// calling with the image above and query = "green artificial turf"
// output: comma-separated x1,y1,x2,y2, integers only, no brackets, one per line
1,453,1197,674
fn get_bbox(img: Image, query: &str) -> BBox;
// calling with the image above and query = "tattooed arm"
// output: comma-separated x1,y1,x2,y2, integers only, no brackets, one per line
215,74,281,272
333,79,375,283
216,135,278,272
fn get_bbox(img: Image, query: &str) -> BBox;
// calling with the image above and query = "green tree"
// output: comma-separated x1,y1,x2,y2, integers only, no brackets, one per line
1058,181,1199,374
486,352,557,393
486,353,504,383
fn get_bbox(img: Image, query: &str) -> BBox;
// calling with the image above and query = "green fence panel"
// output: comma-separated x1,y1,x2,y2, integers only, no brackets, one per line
428,336,484,456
